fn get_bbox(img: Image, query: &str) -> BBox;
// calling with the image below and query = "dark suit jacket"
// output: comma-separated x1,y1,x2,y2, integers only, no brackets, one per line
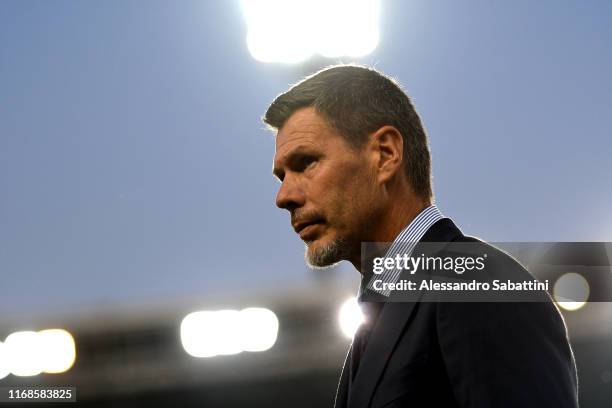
334,218,578,408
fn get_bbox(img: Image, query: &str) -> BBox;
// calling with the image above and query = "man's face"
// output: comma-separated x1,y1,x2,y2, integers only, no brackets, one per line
273,107,382,267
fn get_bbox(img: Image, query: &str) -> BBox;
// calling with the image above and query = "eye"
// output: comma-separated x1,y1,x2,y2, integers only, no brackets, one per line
298,155,317,171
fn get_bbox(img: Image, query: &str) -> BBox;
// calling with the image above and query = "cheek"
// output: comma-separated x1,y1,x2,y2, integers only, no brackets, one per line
310,149,376,210
345,165,378,202
326,167,378,227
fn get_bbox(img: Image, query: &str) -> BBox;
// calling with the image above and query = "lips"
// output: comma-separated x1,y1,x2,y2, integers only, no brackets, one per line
293,219,319,234
292,219,324,240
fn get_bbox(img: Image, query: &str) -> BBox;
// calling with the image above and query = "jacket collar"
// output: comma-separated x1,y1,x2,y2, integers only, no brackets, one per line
339,218,463,408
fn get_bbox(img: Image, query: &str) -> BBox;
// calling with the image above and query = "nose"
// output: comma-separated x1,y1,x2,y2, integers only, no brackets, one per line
275,175,305,211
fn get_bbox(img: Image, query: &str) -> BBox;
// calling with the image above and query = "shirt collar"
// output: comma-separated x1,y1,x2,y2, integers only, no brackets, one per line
359,205,444,299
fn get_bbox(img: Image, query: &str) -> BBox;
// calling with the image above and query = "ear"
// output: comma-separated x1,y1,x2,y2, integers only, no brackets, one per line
370,125,404,184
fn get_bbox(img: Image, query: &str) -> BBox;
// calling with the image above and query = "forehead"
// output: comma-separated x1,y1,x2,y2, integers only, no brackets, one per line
274,108,341,158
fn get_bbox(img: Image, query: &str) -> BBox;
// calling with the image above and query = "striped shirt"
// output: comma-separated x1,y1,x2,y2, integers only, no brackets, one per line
362,205,444,298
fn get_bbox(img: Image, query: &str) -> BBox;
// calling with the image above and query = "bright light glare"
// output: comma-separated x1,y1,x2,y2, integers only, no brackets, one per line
4,331,43,377
38,329,76,374
1,329,77,378
240,308,279,352
338,297,364,338
181,308,279,358
553,272,590,311
241,0,380,63
181,311,218,358
0,342,9,380
213,310,244,356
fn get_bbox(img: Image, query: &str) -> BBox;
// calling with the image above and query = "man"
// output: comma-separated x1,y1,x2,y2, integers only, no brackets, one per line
264,65,578,407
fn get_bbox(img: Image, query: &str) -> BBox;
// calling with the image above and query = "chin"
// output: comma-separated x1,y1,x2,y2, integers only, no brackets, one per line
305,237,347,268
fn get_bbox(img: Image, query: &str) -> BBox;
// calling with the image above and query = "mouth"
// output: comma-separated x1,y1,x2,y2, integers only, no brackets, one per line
293,219,325,241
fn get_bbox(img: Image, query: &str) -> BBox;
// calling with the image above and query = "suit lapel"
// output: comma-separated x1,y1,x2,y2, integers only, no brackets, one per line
347,300,420,408
347,218,463,408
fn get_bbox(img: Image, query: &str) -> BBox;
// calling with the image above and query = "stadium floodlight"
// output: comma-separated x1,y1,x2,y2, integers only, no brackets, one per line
38,329,76,374
1,329,76,378
0,341,9,380
4,331,43,377
212,310,245,356
239,307,279,352
181,307,279,358
181,311,220,358
553,272,590,311
338,297,364,338
241,0,380,63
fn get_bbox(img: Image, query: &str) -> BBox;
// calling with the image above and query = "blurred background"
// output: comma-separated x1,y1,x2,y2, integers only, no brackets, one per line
1,0,611,406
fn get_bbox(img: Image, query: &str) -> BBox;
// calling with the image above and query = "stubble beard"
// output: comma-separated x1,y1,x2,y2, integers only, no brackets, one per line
305,237,349,268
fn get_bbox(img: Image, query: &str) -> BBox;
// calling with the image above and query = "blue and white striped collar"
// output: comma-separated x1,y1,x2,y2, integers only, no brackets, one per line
360,205,444,298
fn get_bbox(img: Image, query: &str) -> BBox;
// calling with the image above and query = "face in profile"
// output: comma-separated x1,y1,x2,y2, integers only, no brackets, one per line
273,107,381,268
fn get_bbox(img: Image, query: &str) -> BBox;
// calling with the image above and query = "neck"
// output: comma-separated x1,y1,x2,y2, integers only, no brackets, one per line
350,190,431,273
